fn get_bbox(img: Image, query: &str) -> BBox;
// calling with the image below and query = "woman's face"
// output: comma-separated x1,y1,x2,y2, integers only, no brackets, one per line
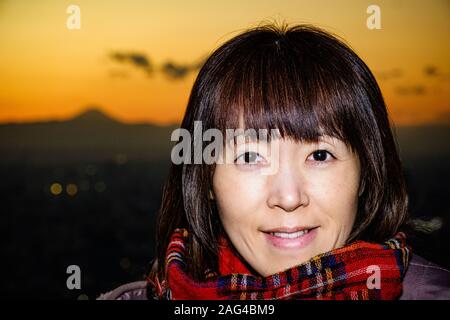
212,135,361,276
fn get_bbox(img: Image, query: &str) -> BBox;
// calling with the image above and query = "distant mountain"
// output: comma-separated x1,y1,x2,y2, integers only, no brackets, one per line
0,108,179,164
67,108,120,126
0,108,449,165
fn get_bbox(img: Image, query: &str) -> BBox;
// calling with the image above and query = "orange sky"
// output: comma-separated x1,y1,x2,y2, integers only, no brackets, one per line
0,0,449,126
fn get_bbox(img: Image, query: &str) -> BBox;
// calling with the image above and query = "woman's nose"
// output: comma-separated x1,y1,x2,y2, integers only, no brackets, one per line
266,165,308,212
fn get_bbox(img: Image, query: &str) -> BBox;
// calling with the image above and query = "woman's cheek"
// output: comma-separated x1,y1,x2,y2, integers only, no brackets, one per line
215,171,266,225
305,166,353,211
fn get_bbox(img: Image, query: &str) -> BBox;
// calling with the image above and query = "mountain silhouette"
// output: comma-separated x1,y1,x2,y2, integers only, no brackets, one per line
0,108,179,164
0,108,449,165
67,108,120,126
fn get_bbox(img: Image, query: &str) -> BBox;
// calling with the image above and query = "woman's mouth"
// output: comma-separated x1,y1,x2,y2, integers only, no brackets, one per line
262,227,318,249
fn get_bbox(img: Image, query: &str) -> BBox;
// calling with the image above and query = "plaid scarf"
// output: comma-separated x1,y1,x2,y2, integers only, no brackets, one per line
148,228,411,300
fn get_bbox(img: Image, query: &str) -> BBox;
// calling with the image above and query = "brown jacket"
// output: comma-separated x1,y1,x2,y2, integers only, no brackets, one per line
97,254,450,300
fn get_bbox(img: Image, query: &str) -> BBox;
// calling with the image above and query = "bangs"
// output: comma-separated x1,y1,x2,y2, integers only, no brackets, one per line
209,28,359,150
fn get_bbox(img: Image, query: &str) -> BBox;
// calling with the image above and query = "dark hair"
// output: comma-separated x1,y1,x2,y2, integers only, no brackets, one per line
148,22,408,283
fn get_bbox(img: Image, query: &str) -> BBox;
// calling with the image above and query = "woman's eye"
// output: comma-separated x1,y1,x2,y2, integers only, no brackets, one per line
235,151,264,165
308,150,334,162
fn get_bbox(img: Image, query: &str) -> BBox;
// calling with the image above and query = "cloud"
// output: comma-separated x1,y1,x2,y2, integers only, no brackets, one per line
424,65,438,77
109,52,153,75
424,65,450,81
161,61,190,79
395,85,426,95
109,50,208,80
160,57,206,79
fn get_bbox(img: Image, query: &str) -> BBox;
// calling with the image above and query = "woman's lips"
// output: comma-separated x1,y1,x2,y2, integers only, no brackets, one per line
262,227,318,249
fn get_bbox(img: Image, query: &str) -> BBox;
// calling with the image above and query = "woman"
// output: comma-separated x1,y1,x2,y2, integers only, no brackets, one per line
99,23,450,300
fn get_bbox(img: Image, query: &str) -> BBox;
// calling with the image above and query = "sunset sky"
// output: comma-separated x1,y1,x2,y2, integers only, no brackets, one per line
0,0,449,126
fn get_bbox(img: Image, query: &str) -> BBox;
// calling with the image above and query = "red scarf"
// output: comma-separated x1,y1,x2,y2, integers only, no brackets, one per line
149,228,411,300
